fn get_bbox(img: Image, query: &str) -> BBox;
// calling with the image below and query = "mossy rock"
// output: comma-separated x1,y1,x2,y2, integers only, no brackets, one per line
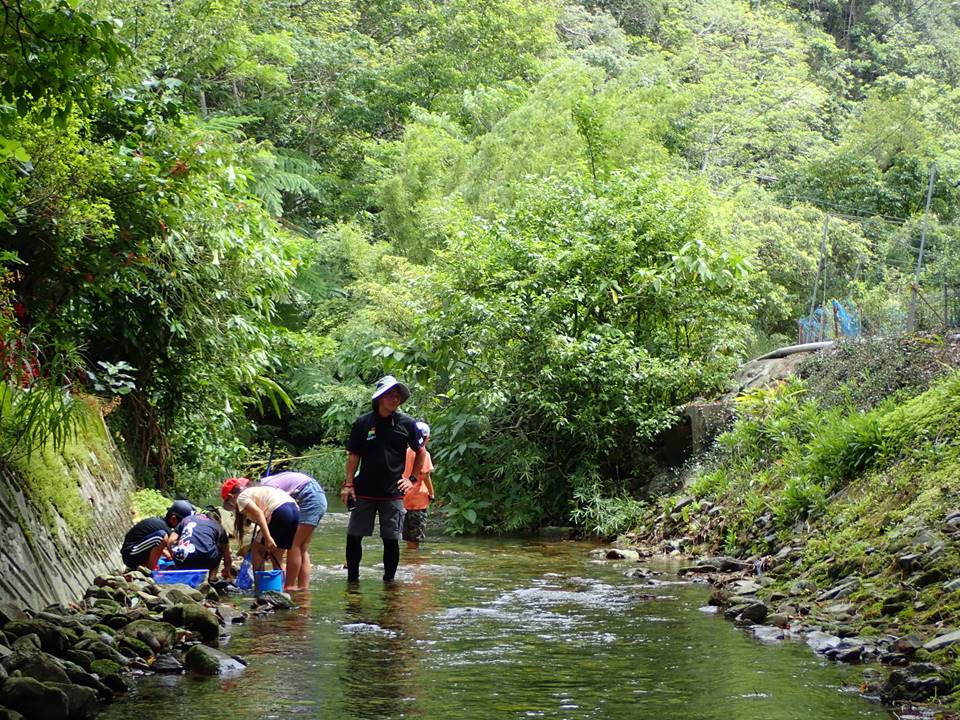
3,620,69,656
118,635,153,659
183,645,245,676
89,658,121,677
0,676,69,720
122,620,177,652
92,624,116,637
48,682,98,720
162,604,220,643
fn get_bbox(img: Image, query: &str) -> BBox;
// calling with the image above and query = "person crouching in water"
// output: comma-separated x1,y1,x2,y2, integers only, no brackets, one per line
402,421,435,550
165,501,233,582
120,500,195,571
221,478,300,591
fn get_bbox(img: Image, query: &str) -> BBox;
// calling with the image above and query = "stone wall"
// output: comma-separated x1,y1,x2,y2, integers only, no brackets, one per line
0,412,135,610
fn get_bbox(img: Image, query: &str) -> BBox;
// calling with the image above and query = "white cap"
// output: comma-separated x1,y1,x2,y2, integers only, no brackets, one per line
416,421,431,437
371,375,410,402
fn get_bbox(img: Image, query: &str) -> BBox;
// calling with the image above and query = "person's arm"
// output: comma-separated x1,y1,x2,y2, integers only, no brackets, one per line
220,537,233,579
241,503,278,554
399,448,425,493
423,470,435,501
342,452,359,504
166,531,180,549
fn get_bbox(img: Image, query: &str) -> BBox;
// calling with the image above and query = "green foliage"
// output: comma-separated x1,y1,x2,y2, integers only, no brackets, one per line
131,488,171,521
401,169,754,532
5,0,960,537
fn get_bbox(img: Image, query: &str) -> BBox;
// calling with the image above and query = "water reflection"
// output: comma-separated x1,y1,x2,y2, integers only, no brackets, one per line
98,515,893,720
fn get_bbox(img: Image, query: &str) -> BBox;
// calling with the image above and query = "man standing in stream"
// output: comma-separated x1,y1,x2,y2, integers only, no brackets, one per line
342,375,426,582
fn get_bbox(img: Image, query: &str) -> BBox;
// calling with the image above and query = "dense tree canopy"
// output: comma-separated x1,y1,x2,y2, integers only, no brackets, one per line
2,0,960,528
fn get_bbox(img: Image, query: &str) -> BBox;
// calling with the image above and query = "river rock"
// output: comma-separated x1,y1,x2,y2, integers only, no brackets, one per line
118,635,153,659
61,662,111,699
766,613,790,628
11,651,71,684
816,578,859,601
751,625,783,643
48,682,98,720
737,602,768,623
163,604,220,643
604,548,640,561
183,645,245,676
76,638,127,666
89,658,122,677
215,605,245,626
805,630,842,654
3,620,69,656
789,578,816,596
0,603,28,626
894,634,922,656
730,580,762,596
65,649,95,671
922,629,960,652
122,620,177,652
10,634,41,655
152,653,184,673
160,585,204,605
824,603,855,616
100,672,129,694
1,676,69,719
257,592,297,610
882,663,947,702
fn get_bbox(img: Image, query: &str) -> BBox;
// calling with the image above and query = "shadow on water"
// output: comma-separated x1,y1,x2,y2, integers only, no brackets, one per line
99,510,894,720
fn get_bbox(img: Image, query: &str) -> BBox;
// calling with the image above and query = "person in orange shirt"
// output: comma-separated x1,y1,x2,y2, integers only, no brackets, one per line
402,421,435,550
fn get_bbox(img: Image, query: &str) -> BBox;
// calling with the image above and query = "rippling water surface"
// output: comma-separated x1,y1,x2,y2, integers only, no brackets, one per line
99,508,892,720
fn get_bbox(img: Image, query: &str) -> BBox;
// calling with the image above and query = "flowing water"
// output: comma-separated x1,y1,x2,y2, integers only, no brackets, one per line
99,508,892,720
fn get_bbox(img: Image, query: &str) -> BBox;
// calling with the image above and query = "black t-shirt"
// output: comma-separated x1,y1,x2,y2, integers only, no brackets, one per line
346,410,422,499
171,514,227,563
121,517,168,555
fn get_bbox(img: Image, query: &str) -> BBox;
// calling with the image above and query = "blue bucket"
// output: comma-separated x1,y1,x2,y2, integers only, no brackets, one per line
153,569,208,588
254,569,284,596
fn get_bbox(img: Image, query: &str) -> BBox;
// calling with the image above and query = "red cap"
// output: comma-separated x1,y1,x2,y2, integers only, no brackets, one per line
220,477,250,501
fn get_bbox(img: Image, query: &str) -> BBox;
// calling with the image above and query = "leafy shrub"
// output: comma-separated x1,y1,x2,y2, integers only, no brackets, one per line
774,477,827,524
132,489,171,521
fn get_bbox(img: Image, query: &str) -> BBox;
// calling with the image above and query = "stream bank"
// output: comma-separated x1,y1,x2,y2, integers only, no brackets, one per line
629,336,960,715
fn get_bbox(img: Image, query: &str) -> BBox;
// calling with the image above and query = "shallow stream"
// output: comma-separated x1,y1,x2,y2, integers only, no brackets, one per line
99,508,892,720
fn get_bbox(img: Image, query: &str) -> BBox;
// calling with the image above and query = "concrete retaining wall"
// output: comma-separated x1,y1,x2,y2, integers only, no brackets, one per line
0,412,135,610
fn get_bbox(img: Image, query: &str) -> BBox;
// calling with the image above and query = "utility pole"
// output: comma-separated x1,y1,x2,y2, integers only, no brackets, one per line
807,214,829,341
908,162,937,332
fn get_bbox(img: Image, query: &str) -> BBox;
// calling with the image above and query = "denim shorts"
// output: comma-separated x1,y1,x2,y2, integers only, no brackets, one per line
294,479,327,527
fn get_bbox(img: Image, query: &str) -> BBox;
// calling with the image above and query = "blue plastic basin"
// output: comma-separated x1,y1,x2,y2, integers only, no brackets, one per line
153,569,208,588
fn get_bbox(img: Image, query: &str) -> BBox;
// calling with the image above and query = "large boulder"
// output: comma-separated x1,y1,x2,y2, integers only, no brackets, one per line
183,645,245,676
1,676,69,719
10,651,71,684
163,604,220,643
3,620,70,656
48,682,98,720
61,661,112,699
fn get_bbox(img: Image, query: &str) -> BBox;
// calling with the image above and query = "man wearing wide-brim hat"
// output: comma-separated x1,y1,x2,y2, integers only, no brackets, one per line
341,375,425,582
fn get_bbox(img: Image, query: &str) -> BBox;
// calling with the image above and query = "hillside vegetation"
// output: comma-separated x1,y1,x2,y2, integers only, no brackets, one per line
634,336,960,705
